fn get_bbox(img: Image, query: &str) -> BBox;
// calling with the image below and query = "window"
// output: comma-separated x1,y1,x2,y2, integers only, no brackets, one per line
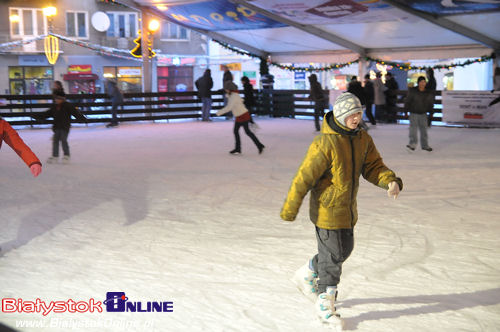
9,8,47,37
9,66,54,95
66,11,88,38
106,12,138,38
103,66,142,93
161,22,189,41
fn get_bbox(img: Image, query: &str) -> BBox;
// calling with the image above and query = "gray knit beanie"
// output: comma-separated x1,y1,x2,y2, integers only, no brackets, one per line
333,92,362,126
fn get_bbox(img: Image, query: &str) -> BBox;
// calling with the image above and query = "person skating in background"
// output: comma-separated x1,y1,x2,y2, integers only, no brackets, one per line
280,92,402,327
425,68,437,126
33,90,87,164
241,76,258,128
195,69,214,121
347,76,368,130
222,64,233,87
363,74,376,126
52,80,65,97
105,79,124,128
347,76,365,105
373,72,387,122
1,118,42,177
489,67,500,107
308,74,326,132
221,65,234,120
216,81,264,155
384,72,399,123
405,76,434,152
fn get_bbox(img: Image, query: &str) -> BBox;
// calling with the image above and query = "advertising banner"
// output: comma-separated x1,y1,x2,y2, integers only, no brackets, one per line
252,0,410,24
442,91,500,127
392,0,500,15
162,0,286,30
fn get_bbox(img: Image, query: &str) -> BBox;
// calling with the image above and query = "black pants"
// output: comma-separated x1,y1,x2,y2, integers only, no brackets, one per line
375,104,386,122
52,129,70,157
233,121,263,151
110,103,122,124
365,102,376,125
311,227,354,293
314,102,325,131
386,102,397,123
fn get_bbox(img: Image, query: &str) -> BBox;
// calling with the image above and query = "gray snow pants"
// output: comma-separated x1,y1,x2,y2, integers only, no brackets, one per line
311,227,354,293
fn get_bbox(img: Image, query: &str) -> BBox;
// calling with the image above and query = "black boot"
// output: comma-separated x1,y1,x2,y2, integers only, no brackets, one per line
258,144,265,154
229,148,241,155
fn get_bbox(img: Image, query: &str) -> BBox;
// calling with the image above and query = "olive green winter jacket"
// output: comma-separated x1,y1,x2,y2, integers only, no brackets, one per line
280,112,403,229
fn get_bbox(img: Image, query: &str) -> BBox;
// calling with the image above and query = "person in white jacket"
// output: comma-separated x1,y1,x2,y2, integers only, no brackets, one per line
373,72,388,122
216,81,265,155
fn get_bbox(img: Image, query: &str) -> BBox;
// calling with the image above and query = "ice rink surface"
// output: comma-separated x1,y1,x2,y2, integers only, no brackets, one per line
1,118,499,332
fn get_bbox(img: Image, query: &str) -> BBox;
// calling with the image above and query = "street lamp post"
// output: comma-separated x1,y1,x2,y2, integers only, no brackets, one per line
141,15,159,95
43,6,59,65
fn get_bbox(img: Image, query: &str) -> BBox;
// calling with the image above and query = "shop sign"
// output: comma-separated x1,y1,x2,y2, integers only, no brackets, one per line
294,72,306,80
19,55,50,66
243,71,256,79
118,68,142,76
222,63,241,71
68,65,92,74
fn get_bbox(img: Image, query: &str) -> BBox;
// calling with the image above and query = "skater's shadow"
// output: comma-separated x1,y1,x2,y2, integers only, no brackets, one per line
341,287,500,330
0,164,149,256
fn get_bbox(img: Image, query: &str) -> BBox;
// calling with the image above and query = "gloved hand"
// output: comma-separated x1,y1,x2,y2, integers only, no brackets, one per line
280,210,296,222
387,181,400,199
30,164,42,177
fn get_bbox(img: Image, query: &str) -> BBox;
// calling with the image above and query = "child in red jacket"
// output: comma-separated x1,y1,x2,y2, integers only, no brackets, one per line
1,119,42,177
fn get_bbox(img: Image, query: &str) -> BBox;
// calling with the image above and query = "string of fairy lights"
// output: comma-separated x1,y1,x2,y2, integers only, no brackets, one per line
0,26,495,71
93,0,497,71
212,39,496,72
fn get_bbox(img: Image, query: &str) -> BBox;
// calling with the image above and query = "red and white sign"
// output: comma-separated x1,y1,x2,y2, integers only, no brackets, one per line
68,65,92,74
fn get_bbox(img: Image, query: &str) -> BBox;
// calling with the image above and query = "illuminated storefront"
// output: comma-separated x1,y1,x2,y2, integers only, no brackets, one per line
63,65,98,94
157,66,193,93
8,66,54,95
103,66,142,93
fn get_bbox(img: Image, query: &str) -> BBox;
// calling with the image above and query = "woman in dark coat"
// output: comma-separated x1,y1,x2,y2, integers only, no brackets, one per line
308,74,326,131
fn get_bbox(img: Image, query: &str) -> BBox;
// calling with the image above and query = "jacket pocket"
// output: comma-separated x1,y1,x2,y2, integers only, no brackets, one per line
319,186,337,208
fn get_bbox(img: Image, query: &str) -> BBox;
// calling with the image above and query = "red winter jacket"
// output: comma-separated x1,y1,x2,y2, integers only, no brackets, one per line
1,119,41,167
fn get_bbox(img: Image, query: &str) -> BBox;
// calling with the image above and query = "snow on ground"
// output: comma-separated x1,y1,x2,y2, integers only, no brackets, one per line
1,118,499,332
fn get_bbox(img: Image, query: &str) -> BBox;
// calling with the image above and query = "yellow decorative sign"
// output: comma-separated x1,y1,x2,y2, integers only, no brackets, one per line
44,35,59,65
222,63,241,71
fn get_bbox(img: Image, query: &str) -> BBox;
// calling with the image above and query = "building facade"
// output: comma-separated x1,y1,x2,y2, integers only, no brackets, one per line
0,0,209,95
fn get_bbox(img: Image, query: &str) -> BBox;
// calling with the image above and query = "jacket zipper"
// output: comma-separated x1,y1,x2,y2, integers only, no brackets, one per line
349,136,355,229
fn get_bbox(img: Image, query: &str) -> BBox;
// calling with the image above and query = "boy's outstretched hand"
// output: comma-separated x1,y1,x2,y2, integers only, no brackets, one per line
30,164,42,177
280,210,296,222
387,181,400,199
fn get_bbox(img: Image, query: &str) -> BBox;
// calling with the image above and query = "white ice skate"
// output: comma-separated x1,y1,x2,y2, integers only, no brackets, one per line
316,286,344,331
291,261,318,302
62,156,70,164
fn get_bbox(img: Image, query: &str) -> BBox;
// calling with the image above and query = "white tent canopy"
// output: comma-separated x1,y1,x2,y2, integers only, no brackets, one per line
133,0,500,61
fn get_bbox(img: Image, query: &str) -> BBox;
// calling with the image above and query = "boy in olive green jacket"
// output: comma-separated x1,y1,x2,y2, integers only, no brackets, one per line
280,92,402,327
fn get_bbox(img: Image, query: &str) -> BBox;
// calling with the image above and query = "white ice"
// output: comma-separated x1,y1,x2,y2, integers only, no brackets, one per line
1,118,499,332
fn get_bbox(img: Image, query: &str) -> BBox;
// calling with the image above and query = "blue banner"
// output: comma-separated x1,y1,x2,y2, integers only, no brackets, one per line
157,0,286,31
394,0,500,15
